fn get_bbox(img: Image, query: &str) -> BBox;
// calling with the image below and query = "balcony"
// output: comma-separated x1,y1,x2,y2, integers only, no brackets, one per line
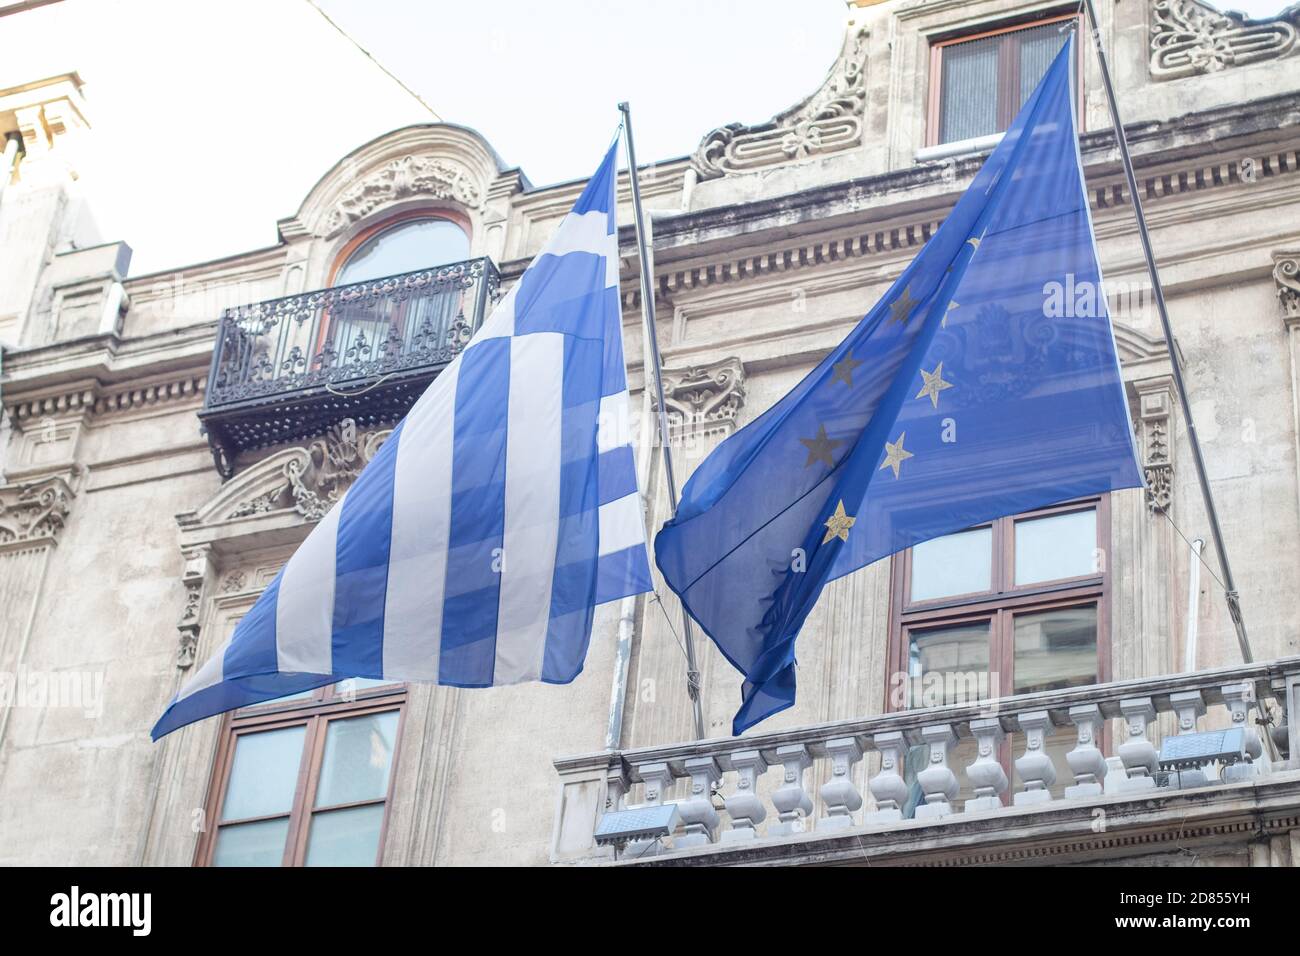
199,257,500,477
552,658,1300,866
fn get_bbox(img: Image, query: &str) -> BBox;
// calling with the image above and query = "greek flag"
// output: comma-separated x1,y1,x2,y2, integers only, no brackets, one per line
154,142,652,740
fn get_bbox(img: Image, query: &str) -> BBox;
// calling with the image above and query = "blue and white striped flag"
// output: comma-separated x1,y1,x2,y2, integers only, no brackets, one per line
154,143,653,739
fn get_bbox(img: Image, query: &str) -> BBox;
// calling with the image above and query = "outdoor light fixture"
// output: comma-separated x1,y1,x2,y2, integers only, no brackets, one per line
1158,728,1248,771
593,804,680,850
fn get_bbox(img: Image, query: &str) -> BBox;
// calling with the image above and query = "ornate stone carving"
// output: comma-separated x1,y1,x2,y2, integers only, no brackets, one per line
1150,0,1299,80
0,475,75,548
176,546,214,670
225,419,393,522
1273,250,1300,319
1134,379,1176,513
652,357,746,450
323,155,482,236
691,24,869,178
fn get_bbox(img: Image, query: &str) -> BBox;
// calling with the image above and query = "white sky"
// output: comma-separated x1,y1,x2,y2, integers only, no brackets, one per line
4,0,1295,276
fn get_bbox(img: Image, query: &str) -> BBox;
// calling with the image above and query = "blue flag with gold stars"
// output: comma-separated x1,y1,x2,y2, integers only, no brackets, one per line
654,37,1143,735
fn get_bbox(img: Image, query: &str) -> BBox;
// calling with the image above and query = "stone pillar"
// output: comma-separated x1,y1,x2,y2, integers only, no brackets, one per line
769,744,814,836
1168,690,1209,788
819,737,865,830
1013,710,1057,806
675,757,720,849
1117,698,1160,791
1065,704,1108,799
866,730,909,824
1221,681,1263,783
914,724,959,820
722,749,768,842
965,717,1008,812
1272,250,1300,522
629,761,676,857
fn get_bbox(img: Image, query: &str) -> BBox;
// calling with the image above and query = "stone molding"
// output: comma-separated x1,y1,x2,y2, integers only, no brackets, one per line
1151,0,1299,80
692,21,869,179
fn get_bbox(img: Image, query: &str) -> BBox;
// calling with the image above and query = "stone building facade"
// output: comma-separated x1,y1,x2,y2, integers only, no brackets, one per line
2,0,1300,866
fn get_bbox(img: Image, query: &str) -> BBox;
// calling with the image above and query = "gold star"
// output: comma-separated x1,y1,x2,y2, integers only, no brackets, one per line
879,432,914,479
831,351,863,386
822,499,856,544
915,362,954,409
943,300,958,328
889,284,918,325
800,424,843,468
966,237,981,252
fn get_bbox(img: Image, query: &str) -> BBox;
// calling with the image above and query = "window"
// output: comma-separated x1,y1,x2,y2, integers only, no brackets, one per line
324,213,472,367
334,216,470,286
197,680,405,867
927,12,1083,147
888,498,1109,809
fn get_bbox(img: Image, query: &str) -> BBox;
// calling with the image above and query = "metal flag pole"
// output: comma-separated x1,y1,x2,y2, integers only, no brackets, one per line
1080,0,1252,664
618,101,707,739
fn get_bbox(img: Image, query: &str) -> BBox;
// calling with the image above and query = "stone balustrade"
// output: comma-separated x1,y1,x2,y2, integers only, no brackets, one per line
552,657,1300,862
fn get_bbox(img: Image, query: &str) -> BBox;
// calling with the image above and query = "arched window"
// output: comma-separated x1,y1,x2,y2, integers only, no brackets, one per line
322,214,472,373
334,216,470,286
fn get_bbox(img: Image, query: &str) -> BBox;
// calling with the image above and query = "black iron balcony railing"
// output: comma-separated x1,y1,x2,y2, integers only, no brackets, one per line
199,257,500,478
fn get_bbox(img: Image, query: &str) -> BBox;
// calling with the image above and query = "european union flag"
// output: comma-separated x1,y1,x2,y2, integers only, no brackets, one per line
654,37,1143,735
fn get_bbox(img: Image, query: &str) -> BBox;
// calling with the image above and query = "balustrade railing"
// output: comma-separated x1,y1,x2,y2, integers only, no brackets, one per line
553,657,1300,861
199,257,499,476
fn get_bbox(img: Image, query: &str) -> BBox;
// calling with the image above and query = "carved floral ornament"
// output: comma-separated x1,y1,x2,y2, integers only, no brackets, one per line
1150,0,1299,80
226,418,392,522
0,475,76,548
322,155,483,237
691,24,869,179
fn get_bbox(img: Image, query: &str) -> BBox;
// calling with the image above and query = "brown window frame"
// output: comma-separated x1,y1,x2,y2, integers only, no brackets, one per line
195,680,407,867
886,495,1112,702
925,10,1086,148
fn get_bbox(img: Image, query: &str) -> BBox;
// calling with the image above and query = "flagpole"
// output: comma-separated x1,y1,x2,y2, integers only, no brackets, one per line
618,102,707,739
1079,3,1252,663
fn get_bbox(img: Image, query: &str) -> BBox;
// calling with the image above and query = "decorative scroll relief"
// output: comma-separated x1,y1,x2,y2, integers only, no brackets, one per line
1274,251,1300,319
0,475,75,549
226,418,393,522
651,358,747,455
1151,0,1299,79
692,25,869,179
323,155,482,236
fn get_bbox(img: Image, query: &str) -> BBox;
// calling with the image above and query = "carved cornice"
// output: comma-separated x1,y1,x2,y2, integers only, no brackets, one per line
322,155,482,237
1274,249,1300,321
651,358,747,445
1151,0,1300,80
692,22,869,179
5,373,207,426
0,475,76,551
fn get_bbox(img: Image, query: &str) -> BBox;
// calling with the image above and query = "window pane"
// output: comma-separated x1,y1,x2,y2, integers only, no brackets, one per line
906,621,991,707
910,526,992,602
304,804,386,867
212,818,291,867
1013,604,1098,694
334,677,396,699
1016,22,1070,110
221,725,306,821
315,711,399,808
939,34,1000,144
335,218,469,285
1014,508,1096,584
